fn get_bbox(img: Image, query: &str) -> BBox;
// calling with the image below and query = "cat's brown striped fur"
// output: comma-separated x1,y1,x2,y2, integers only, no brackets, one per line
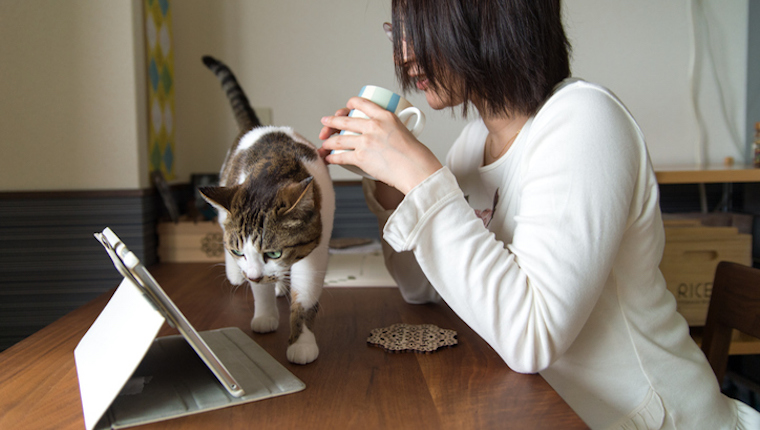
199,56,334,364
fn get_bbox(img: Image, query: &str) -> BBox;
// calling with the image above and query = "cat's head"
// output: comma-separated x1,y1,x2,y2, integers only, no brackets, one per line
199,176,322,283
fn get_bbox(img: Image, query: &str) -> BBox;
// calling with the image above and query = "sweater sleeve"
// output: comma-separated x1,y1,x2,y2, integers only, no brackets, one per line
382,85,643,373
358,121,486,304
361,178,441,304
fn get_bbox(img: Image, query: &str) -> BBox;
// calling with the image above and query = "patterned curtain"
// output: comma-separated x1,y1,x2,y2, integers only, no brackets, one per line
144,0,175,180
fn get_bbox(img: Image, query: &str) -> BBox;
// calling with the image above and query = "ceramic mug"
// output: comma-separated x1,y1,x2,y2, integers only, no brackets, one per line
335,85,426,178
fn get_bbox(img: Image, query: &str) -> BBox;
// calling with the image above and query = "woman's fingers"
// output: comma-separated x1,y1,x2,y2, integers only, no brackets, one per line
322,132,357,152
319,97,442,193
320,115,357,136
320,98,396,139
316,146,332,163
318,107,351,140
345,96,385,115
323,146,352,164
346,97,401,127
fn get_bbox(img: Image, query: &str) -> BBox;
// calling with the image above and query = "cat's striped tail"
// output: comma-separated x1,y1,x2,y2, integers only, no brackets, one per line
202,55,262,131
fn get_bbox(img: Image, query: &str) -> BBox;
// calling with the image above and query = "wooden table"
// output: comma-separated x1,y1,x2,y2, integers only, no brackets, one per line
0,263,587,430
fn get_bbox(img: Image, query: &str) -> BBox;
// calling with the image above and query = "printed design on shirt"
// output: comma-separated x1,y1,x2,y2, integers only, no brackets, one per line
470,189,499,228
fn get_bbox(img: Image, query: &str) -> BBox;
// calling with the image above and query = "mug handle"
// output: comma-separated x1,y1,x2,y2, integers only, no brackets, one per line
397,107,426,137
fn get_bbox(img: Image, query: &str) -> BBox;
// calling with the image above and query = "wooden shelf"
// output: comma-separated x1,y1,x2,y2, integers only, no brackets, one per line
690,327,760,355
654,164,760,184
655,165,760,355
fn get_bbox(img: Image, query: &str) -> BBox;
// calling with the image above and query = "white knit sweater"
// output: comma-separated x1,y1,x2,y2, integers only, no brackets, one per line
364,79,760,429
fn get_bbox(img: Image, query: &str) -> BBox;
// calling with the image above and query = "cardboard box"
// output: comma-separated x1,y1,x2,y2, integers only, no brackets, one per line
157,219,225,262
659,215,752,326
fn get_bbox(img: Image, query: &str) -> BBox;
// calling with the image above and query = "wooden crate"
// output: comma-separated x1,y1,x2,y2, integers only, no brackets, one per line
157,220,225,262
660,219,752,326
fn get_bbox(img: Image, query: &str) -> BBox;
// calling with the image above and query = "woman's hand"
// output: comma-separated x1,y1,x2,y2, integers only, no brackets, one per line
317,107,350,163
319,97,442,195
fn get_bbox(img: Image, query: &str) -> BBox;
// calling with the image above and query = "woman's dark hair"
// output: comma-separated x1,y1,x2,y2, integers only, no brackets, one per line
391,0,571,117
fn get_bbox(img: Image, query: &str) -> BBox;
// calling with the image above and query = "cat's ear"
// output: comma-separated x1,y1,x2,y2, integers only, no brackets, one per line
278,176,315,216
198,186,237,215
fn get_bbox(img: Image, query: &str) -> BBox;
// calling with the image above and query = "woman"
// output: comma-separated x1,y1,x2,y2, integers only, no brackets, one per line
319,1,760,428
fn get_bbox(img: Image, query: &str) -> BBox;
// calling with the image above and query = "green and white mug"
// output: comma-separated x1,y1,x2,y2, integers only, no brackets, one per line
335,85,426,178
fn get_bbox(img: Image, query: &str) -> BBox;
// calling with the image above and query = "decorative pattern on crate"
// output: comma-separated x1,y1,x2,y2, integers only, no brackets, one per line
145,0,175,179
201,233,224,258
157,221,224,262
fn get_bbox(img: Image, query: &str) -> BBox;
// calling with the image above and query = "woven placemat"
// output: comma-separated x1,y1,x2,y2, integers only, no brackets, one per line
367,323,458,354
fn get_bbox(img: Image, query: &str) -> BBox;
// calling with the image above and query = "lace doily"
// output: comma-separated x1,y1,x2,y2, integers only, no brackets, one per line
367,323,458,353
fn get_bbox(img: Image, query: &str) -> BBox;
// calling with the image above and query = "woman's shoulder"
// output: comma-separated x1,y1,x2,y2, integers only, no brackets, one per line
525,78,647,172
446,118,488,167
458,117,488,139
551,78,616,98
532,78,643,142
540,78,632,118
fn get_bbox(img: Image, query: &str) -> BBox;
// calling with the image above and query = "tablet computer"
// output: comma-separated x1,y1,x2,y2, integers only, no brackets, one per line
94,227,245,397
76,228,305,430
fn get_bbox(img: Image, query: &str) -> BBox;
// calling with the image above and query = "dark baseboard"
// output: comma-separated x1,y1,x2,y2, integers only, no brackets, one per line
0,182,379,351
0,189,158,350
332,182,381,241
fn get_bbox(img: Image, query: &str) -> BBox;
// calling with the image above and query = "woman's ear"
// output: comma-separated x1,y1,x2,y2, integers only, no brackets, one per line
383,22,392,41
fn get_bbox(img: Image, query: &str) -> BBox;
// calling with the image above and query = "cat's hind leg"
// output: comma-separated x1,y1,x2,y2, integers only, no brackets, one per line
250,281,279,333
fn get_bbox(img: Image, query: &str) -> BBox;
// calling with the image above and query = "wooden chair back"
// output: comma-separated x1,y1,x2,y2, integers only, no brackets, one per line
700,261,760,383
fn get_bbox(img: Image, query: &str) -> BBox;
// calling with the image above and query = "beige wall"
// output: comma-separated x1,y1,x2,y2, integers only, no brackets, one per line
0,0,148,191
171,0,469,182
565,0,749,167
174,0,751,182
0,0,751,191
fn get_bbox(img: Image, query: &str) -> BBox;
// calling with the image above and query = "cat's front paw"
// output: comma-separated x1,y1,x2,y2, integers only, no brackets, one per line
250,315,279,333
225,263,245,286
287,329,318,364
287,342,319,365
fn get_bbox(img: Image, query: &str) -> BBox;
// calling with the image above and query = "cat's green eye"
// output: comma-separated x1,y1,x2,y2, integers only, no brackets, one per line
265,250,282,260
231,249,244,257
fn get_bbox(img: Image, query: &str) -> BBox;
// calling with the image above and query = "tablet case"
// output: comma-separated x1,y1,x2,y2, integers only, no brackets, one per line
74,268,305,430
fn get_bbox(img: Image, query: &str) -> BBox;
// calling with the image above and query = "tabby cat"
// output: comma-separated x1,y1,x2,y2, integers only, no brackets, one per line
198,56,335,365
